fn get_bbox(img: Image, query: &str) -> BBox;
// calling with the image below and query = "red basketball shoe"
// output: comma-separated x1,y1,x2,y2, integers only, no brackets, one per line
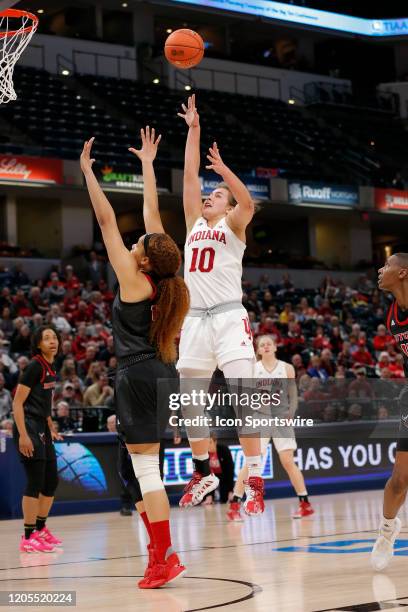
226,501,244,522
293,501,314,519
179,471,219,508
138,551,186,589
243,477,265,515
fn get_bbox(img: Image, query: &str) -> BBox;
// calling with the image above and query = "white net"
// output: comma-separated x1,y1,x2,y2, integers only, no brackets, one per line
0,10,38,104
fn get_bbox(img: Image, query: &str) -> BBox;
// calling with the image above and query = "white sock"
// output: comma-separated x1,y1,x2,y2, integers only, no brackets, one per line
381,516,396,531
192,452,209,461
246,456,262,479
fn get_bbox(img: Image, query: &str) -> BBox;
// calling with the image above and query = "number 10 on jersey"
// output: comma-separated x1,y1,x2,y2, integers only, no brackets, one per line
189,247,215,273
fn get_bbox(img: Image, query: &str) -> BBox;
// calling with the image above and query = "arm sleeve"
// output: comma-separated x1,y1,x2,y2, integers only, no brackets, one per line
19,360,42,389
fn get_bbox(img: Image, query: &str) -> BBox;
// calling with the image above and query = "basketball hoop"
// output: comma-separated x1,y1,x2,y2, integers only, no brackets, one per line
0,9,38,104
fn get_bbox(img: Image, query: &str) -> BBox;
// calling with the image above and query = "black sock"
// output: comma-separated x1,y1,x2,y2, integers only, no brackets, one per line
36,516,47,531
193,457,211,477
298,494,309,504
24,524,36,540
232,495,242,504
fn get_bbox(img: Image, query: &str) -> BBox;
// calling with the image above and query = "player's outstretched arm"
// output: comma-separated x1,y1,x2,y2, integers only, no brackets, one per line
206,142,254,235
80,138,134,285
129,126,164,234
178,93,202,232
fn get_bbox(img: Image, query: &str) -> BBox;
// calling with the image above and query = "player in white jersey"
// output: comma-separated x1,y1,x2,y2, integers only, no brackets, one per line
177,94,264,515
227,335,314,521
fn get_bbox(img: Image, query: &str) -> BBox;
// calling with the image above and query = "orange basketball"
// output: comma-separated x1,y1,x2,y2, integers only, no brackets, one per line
164,29,204,69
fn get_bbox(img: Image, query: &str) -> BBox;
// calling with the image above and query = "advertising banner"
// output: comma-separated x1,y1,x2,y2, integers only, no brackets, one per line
288,181,358,206
375,188,408,212
169,0,408,38
0,155,63,184
96,164,170,193
200,173,270,201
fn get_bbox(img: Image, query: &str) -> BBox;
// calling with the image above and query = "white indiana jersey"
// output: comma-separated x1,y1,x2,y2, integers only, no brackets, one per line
254,359,290,413
184,216,245,308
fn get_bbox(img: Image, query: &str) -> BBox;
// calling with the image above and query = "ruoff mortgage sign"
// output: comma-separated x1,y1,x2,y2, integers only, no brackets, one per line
288,181,358,206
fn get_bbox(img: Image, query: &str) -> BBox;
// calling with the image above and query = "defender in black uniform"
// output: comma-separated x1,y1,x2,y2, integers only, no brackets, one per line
372,253,408,570
13,325,64,553
80,127,190,589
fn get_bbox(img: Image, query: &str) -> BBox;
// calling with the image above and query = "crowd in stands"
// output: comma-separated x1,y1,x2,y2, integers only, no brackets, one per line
0,263,403,435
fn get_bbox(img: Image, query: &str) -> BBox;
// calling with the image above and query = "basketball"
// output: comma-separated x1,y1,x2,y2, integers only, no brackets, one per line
164,29,204,69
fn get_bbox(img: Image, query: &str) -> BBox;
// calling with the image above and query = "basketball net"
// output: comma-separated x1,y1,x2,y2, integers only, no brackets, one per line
0,9,38,104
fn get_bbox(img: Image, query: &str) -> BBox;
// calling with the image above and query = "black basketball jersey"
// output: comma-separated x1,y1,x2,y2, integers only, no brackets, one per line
19,354,57,420
386,299,408,377
111,273,157,360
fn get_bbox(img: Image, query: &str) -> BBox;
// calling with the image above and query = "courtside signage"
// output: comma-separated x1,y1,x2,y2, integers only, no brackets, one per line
375,188,408,212
288,181,358,206
169,0,408,38
163,444,273,486
0,155,63,184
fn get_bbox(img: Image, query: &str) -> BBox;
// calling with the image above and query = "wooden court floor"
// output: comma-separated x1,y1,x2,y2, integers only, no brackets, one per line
1,490,408,612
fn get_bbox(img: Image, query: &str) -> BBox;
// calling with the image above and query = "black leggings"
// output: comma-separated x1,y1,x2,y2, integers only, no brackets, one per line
23,459,59,498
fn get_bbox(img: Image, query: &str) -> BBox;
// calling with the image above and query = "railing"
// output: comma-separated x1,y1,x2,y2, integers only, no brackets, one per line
174,65,282,99
72,49,137,80
304,81,399,114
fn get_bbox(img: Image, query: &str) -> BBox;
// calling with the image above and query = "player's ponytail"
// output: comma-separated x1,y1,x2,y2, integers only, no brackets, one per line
145,233,190,363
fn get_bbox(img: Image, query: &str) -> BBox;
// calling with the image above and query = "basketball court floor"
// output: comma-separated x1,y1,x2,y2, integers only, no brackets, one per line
1,490,408,611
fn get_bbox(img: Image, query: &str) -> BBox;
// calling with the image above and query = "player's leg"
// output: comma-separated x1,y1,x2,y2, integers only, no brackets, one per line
371,449,408,570
222,358,265,515
20,460,55,552
276,446,314,518
178,368,220,507
35,431,62,546
371,387,408,571
227,436,267,521
127,441,186,589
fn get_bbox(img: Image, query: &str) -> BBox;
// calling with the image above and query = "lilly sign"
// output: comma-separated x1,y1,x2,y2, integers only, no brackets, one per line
169,0,408,38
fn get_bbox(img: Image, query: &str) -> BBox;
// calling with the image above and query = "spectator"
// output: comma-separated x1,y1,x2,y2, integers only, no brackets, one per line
349,368,374,400
64,265,80,289
55,400,76,432
28,286,48,314
78,344,99,379
87,250,105,286
348,403,363,421
291,354,306,378
49,304,72,334
307,355,330,381
83,373,114,407
351,339,374,368
373,324,394,356
44,272,66,303
10,323,31,355
0,373,12,418
279,302,292,325
59,381,82,408
0,306,14,339
0,417,13,434
377,405,389,420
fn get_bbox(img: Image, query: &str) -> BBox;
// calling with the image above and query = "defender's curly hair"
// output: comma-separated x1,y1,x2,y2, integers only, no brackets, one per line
147,234,190,363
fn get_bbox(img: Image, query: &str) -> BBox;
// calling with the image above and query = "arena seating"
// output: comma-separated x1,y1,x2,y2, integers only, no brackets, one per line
0,65,400,185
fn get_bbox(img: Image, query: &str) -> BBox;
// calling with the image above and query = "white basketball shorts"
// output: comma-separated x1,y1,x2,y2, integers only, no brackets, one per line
261,434,297,454
177,308,255,372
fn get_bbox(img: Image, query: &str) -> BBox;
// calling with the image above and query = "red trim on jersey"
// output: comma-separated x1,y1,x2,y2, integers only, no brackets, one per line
33,354,56,383
143,273,158,301
386,301,394,333
394,300,408,327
